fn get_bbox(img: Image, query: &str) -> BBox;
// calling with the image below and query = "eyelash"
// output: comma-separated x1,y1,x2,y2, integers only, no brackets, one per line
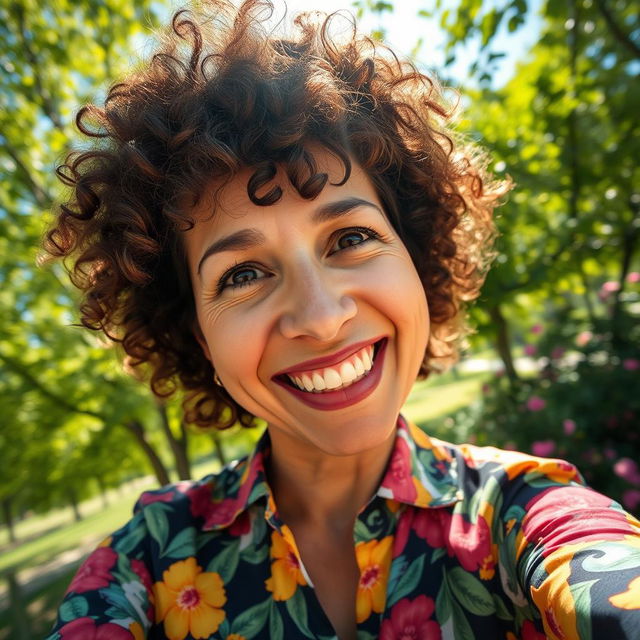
214,225,383,295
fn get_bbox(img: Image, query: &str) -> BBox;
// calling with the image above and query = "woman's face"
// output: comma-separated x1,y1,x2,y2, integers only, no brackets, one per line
183,150,429,456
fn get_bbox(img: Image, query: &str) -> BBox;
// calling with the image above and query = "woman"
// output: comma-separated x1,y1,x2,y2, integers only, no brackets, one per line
45,1,640,639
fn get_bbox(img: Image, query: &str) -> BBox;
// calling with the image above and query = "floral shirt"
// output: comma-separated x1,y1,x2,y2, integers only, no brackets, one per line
46,416,640,640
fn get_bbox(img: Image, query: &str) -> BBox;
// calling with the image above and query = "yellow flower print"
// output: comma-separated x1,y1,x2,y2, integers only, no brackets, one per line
609,576,640,610
265,528,307,601
226,635,247,640
129,621,145,640
153,557,226,640
355,536,393,623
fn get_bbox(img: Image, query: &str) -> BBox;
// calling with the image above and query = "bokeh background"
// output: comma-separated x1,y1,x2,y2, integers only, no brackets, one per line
0,0,638,636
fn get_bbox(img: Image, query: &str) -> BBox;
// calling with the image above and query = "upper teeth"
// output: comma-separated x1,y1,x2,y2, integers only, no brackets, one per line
286,344,375,393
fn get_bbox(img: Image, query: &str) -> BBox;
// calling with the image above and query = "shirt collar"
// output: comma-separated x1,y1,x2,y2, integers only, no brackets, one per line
201,414,460,531
376,414,461,508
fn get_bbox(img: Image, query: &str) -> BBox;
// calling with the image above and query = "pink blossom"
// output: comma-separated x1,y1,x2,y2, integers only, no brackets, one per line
623,358,640,371
531,440,556,457
526,396,546,412
551,346,566,360
601,281,620,293
576,331,593,347
530,324,543,335
524,344,537,357
622,490,640,511
626,272,640,284
613,458,640,486
562,419,576,436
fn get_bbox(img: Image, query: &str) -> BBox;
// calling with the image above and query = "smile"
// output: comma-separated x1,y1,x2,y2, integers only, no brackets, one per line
273,338,388,411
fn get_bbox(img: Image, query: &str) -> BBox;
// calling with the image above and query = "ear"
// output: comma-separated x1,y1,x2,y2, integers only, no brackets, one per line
192,320,212,363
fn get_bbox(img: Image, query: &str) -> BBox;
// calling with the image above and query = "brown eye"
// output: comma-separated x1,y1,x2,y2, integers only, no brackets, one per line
337,231,368,249
332,226,381,253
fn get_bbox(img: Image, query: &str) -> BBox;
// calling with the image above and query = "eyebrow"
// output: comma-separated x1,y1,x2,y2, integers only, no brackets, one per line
196,196,383,276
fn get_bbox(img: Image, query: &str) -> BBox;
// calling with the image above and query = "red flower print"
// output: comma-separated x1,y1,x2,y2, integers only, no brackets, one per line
447,513,495,576
228,510,251,537
412,509,450,549
138,490,176,506
380,436,417,503
380,595,441,640
58,617,133,639
67,547,117,594
521,619,547,640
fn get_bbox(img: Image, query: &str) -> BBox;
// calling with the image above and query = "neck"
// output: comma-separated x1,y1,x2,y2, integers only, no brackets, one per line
266,426,396,532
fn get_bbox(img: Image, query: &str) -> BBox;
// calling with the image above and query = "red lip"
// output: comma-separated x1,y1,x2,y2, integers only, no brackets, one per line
273,335,385,377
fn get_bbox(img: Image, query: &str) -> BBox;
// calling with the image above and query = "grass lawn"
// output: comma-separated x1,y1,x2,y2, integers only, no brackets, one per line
0,368,488,638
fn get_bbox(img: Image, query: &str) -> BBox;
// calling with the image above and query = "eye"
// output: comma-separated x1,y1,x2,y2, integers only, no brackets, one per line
331,226,381,253
216,263,268,294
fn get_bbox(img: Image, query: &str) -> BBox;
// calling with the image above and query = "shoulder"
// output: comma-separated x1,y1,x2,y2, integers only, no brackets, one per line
133,455,252,524
432,438,584,487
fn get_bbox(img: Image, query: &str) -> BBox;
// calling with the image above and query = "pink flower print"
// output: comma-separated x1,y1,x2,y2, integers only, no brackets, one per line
58,618,132,640
531,440,556,457
380,436,417,503
138,490,175,506
380,595,441,640
526,396,546,412
67,547,117,594
562,419,576,436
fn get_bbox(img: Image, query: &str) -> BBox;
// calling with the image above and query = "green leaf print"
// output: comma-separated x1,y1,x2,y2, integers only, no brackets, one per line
435,580,452,624
387,555,409,596
285,589,315,638
206,540,240,584
447,567,496,617
144,502,172,552
492,593,514,621
386,554,425,608
230,597,271,638
430,546,446,564
450,597,475,640
116,517,147,555
59,596,88,621
161,526,196,558
580,542,640,572
241,541,269,565
269,600,284,640
571,580,597,640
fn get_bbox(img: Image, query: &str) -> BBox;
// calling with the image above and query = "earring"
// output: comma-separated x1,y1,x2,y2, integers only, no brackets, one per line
214,372,224,387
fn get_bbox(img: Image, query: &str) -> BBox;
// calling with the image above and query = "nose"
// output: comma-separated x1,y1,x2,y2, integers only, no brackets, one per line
278,261,357,341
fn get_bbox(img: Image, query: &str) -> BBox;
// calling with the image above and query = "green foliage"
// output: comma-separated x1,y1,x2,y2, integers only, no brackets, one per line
448,300,640,515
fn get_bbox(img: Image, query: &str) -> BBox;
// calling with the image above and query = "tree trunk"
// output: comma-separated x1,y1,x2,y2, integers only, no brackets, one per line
123,419,171,486
96,476,109,508
156,402,191,480
7,572,31,639
211,430,227,467
68,488,82,522
2,496,16,544
488,304,519,382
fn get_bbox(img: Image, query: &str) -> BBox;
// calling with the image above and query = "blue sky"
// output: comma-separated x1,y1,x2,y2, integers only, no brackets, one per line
272,0,544,88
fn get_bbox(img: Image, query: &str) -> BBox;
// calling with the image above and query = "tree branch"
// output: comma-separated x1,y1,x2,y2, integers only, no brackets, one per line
0,351,106,421
593,0,640,59
1,141,53,209
13,4,65,130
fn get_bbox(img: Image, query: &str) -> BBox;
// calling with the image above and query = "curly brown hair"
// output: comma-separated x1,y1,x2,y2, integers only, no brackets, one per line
44,0,508,429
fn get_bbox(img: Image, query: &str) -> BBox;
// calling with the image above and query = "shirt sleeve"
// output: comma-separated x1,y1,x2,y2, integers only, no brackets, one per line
44,510,154,640
507,468,640,640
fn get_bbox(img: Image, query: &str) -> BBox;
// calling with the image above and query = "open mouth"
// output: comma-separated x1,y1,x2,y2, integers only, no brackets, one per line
276,338,386,394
